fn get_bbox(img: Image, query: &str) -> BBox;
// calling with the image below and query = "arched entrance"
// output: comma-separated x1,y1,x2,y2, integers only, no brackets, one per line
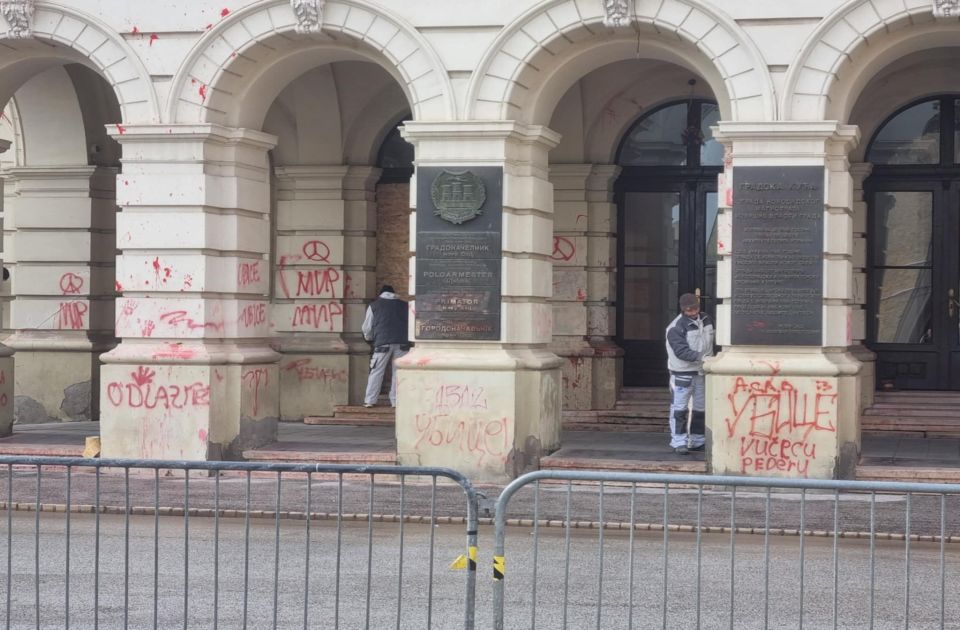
615,99,722,386
865,95,960,390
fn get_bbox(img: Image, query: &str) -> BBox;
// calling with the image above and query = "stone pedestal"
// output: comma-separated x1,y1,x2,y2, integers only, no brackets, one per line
100,125,279,460
272,165,379,419
6,166,117,423
396,122,563,482
708,122,862,479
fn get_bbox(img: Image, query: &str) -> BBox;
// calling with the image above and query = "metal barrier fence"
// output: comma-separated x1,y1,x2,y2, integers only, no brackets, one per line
492,471,960,630
0,456,479,630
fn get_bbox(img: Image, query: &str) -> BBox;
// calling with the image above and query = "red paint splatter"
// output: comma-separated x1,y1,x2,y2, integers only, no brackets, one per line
116,124,126,135
163,267,172,279
198,429,208,443
190,78,196,84
0,112,9,123
205,23,213,30
115,281,123,292
576,288,587,301
131,26,140,35
220,8,230,17
131,366,155,387
123,180,129,186
198,84,207,103
152,257,161,274
149,33,158,45
230,51,237,58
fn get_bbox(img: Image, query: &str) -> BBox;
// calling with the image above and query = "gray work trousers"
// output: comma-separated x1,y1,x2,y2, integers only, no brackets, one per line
364,344,408,407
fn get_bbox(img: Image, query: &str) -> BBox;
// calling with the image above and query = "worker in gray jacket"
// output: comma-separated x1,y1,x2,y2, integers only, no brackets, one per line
665,293,714,454
361,285,409,407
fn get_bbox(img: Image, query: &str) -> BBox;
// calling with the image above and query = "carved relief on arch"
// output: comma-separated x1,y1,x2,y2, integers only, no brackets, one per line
933,0,960,18
0,0,35,39
291,0,325,33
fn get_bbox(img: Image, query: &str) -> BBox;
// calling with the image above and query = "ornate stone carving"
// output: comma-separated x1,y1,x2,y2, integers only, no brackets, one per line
0,0,35,39
603,0,631,27
933,0,960,17
431,170,486,225
291,0,325,34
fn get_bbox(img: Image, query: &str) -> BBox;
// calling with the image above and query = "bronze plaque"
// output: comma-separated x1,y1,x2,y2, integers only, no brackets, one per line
731,166,824,345
416,166,502,340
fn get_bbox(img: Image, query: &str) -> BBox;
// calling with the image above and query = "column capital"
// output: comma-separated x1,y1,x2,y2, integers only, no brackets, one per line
849,162,874,186
713,121,860,164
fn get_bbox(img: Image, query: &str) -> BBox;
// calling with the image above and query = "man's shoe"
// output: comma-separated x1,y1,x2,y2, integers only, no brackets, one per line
690,444,705,452
363,403,375,408
673,446,689,455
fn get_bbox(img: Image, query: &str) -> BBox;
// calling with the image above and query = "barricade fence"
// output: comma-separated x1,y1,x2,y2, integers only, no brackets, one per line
492,471,960,630
0,457,479,630
3,459,960,629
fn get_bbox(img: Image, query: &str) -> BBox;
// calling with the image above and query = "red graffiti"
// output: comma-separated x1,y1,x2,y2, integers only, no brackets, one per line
149,33,158,45
160,310,224,333
220,7,230,17
433,385,487,411
59,273,84,295
183,275,193,290
131,366,154,386
141,320,156,337
198,83,207,103
238,303,266,328
131,26,139,35
115,281,124,292
152,343,194,360
282,359,347,384
106,367,210,410
237,262,261,287
414,415,509,466
292,268,340,298
290,303,343,331
58,302,87,330
725,377,838,478
116,124,126,135
302,240,331,262
242,368,269,416
551,236,576,261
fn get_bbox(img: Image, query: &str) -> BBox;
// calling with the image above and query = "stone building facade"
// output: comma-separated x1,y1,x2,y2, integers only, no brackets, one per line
0,0,957,481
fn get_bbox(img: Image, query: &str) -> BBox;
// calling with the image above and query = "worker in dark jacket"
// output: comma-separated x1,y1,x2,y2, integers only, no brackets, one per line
665,293,714,454
361,285,409,407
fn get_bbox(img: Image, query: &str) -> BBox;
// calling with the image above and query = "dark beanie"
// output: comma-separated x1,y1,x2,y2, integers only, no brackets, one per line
381,285,395,294
679,293,699,309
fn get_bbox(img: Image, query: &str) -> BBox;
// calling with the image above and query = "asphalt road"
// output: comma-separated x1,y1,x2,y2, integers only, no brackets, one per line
1,509,958,629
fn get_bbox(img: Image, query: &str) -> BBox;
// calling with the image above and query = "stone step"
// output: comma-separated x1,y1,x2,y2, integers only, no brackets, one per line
617,388,671,402
539,455,707,474
864,407,960,417
873,392,960,404
855,464,960,484
305,415,394,427
242,443,395,466
334,405,396,416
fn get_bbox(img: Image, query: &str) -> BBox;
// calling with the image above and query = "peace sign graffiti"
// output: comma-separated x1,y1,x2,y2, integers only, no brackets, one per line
59,272,84,295
550,236,576,262
302,240,331,262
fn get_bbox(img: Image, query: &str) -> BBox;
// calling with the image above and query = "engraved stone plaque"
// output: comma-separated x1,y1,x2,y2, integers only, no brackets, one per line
416,166,502,340
731,166,823,345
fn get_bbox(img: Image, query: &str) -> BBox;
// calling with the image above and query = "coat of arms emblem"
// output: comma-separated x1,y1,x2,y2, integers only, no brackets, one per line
430,170,486,224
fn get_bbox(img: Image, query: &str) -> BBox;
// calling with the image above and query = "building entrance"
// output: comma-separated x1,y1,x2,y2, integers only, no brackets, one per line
615,100,722,386
867,96,960,390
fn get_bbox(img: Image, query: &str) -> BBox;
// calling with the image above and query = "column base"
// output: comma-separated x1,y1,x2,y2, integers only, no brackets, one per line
395,346,563,483
6,332,113,424
0,346,13,436
705,347,861,479
553,338,623,410
274,337,351,420
99,343,279,460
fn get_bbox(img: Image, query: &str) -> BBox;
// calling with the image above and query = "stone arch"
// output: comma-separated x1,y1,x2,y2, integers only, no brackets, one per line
167,0,454,127
0,2,160,123
466,0,775,124
782,0,956,122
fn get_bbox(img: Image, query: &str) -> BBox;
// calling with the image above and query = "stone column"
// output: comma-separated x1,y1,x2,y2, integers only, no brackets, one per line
709,122,862,479
548,164,622,411
396,121,563,483
100,124,279,460
6,165,117,424
849,163,876,410
272,165,379,419
0,139,13,434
